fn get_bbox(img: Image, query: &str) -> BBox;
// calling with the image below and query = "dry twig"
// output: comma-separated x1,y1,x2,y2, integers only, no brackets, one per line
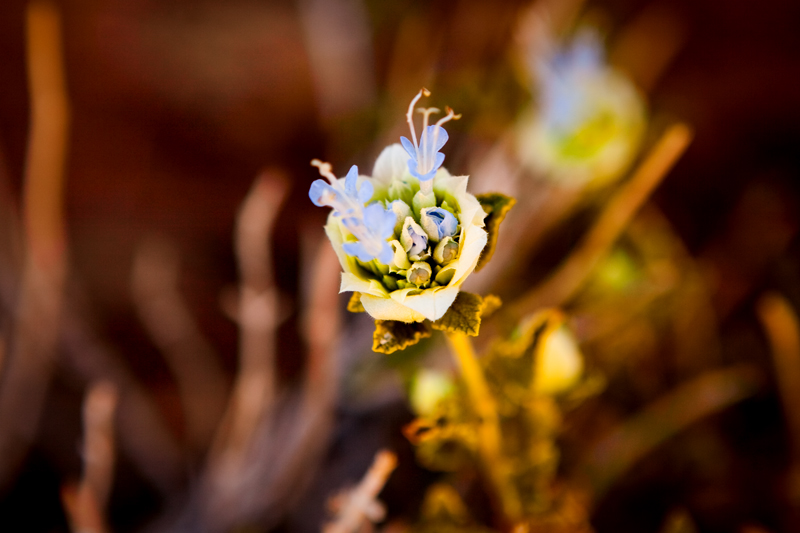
132,238,228,455
323,450,398,533
62,382,119,533
0,0,70,488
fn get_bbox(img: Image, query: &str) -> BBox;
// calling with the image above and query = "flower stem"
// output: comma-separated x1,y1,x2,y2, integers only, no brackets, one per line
445,331,522,523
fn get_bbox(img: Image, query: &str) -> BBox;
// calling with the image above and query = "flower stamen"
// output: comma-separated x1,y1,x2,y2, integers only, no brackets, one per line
405,88,431,162
311,159,338,185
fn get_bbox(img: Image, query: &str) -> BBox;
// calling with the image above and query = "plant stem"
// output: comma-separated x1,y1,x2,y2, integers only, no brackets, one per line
445,331,522,523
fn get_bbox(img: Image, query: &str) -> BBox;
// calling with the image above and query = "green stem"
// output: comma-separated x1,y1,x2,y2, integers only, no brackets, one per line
445,331,522,523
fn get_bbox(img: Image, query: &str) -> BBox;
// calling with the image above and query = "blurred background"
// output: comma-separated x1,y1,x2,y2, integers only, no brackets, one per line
2,0,800,531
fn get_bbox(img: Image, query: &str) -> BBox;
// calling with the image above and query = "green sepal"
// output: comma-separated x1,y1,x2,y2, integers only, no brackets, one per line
373,319,432,354
475,192,516,272
431,291,501,337
347,292,365,313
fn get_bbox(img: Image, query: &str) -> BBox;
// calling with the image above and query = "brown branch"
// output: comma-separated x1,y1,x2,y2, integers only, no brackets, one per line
62,382,119,533
0,0,70,489
756,292,800,524
60,308,186,497
203,169,288,506
132,237,228,455
323,450,398,533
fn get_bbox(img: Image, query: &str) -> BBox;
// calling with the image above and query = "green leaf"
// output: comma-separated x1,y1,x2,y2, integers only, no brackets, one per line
373,319,432,354
432,292,485,336
347,292,365,313
475,192,516,272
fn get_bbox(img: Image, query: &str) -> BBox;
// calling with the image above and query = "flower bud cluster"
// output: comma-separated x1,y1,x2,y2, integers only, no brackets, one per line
310,91,488,323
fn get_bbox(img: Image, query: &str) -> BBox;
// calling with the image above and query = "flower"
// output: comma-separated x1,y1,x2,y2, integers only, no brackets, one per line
312,91,487,323
517,29,646,186
400,89,460,184
309,161,395,264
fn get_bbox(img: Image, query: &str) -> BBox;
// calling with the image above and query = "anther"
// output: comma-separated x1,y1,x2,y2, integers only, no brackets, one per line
311,159,337,185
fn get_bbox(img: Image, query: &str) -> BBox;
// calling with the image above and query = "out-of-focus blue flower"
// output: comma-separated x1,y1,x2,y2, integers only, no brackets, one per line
517,28,646,186
420,207,458,242
309,162,394,264
538,31,604,133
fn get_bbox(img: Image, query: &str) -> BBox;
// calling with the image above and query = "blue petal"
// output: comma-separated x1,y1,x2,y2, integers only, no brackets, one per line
407,158,422,180
344,165,359,196
437,209,458,239
309,179,337,207
357,180,373,203
417,167,437,182
424,125,448,151
434,152,445,171
342,241,374,262
379,208,396,239
400,136,417,159
377,242,394,265
363,203,389,228
341,216,363,233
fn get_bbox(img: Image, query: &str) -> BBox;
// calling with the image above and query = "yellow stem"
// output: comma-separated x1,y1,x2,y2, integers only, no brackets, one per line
445,331,522,522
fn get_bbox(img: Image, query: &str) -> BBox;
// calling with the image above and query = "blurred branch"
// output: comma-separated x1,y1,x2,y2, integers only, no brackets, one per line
609,3,686,93
207,171,287,468
756,292,800,520
132,237,228,455
62,381,119,533
323,450,398,533
256,233,342,525
61,309,186,497
298,0,376,122
578,364,763,500
0,0,70,488
757,293,800,458
510,123,692,316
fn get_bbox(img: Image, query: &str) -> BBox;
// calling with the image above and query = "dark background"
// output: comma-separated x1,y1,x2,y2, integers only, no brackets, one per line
2,0,800,531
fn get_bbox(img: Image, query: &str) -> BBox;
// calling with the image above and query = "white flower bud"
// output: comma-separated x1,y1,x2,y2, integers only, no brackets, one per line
433,237,459,264
390,200,412,236
400,217,430,261
407,261,433,287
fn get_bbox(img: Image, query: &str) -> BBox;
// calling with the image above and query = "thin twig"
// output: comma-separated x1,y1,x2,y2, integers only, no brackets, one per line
0,0,70,489
323,450,398,533
609,3,686,93
756,293,800,459
756,292,800,520
510,123,692,316
62,381,119,533
208,171,287,465
60,308,185,498
132,237,228,455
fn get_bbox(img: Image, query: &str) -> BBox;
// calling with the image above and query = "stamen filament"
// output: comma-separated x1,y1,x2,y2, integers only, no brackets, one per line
417,107,440,172
406,88,430,162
